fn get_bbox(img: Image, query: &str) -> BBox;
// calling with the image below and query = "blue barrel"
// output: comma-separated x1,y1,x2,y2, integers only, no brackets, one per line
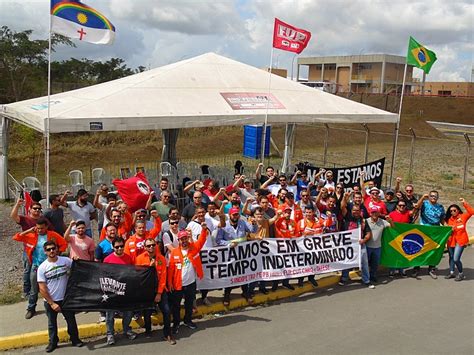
243,125,271,159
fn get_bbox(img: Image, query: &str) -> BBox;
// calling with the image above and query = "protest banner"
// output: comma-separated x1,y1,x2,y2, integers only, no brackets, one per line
62,260,157,312
197,229,361,290
298,158,385,190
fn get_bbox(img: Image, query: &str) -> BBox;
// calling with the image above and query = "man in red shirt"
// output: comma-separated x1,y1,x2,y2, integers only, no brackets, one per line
388,201,416,224
103,238,137,346
136,238,175,345
360,171,387,217
168,225,208,334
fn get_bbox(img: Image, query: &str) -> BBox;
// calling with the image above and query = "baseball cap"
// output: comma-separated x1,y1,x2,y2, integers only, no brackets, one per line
385,189,395,195
244,178,252,184
229,207,240,215
280,204,292,212
369,206,380,213
369,187,380,193
177,230,189,239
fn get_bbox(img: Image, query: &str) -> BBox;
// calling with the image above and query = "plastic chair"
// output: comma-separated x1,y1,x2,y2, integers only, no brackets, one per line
68,170,84,196
160,162,172,178
22,176,41,193
92,168,105,185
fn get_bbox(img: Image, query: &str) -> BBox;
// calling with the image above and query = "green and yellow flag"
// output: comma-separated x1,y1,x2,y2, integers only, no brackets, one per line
380,223,452,268
406,36,437,74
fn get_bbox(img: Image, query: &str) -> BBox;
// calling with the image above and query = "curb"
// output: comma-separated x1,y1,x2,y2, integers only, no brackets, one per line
0,271,356,350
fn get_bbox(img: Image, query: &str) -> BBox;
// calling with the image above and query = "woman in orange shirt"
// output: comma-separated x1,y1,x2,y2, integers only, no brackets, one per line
444,198,473,281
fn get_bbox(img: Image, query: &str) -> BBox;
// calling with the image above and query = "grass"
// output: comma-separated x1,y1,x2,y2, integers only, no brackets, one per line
0,282,23,305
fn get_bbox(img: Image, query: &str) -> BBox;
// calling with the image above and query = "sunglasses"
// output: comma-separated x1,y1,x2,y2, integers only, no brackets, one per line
398,204,406,207
279,179,287,182
145,244,156,248
45,247,57,252
429,195,438,198
114,245,124,249
336,186,343,189
162,195,170,198
405,189,413,192
32,207,42,211
169,221,179,225
301,195,309,197
450,209,458,213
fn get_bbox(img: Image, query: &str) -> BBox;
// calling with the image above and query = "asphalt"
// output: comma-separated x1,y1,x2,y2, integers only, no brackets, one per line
3,246,474,354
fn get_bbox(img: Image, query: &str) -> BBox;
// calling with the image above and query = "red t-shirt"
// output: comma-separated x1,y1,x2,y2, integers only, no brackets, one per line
363,195,388,216
388,210,411,224
104,253,133,265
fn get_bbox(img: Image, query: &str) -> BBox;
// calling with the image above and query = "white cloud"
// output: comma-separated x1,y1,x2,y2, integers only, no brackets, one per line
0,0,472,81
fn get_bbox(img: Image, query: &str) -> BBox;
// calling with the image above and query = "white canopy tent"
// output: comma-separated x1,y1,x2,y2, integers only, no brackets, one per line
0,52,398,199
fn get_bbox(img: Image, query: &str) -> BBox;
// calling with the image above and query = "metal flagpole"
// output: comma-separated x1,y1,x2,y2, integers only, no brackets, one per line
45,14,52,201
260,47,274,163
389,62,407,187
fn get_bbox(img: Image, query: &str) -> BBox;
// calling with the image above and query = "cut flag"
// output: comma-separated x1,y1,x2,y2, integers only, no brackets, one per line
51,0,115,45
273,18,311,54
112,172,151,213
380,223,452,268
406,36,437,74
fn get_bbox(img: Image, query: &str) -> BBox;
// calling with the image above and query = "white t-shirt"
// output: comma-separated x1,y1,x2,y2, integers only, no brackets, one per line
67,201,96,229
162,230,179,262
180,249,196,287
37,256,72,302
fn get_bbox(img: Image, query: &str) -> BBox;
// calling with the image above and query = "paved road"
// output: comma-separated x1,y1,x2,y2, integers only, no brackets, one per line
16,247,474,355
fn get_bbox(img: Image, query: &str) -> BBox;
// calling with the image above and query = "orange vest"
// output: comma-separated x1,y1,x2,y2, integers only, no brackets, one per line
135,250,167,294
298,216,332,235
124,218,162,263
13,231,68,263
274,218,301,238
447,202,474,247
167,229,208,291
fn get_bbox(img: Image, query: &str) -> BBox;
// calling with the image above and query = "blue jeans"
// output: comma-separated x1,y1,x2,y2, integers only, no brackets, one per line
44,300,80,345
448,244,465,273
27,264,39,311
367,247,381,282
341,245,369,284
22,252,32,296
143,292,171,337
106,310,133,336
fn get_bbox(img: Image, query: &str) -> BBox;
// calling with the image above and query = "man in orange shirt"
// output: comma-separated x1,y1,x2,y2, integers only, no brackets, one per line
99,207,132,241
297,206,333,288
136,238,175,344
272,205,300,291
168,225,208,334
13,218,67,319
124,213,162,263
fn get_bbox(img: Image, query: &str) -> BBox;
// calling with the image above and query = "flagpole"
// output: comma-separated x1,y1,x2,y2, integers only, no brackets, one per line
45,13,52,202
389,62,407,187
260,46,274,163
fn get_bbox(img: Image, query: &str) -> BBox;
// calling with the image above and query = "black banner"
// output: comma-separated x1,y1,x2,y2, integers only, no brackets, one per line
62,260,157,312
297,158,385,190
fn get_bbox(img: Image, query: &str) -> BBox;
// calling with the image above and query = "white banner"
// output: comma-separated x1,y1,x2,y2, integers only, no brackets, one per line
197,229,361,290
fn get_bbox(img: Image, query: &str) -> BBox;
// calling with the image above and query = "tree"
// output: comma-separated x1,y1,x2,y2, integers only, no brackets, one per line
0,26,75,103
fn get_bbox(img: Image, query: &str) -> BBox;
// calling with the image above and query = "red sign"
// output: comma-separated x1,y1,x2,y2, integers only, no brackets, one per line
273,18,311,54
220,92,285,110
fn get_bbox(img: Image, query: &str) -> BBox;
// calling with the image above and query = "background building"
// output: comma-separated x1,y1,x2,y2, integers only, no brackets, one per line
413,82,474,97
296,54,419,94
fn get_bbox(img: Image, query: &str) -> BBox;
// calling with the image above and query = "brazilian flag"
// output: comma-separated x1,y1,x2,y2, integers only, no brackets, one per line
380,223,452,268
406,36,437,74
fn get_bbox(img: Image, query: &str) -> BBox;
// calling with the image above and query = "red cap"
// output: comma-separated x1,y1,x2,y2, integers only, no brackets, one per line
178,230,189,239
279,204,292,212
229,207,240,215
369,206,380,213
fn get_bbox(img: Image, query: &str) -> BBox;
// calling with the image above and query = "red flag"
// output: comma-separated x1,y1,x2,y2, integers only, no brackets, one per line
112,172,151,213
273,18,311,54
24,191,33,215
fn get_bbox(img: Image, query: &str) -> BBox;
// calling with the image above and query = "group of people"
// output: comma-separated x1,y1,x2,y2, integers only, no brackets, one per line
10,162,473,352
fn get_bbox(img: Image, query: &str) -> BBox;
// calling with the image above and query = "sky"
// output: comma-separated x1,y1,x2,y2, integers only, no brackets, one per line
2,0,473,81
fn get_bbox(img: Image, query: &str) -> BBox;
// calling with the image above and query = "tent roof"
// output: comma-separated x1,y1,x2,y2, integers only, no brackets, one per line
1,52,397,133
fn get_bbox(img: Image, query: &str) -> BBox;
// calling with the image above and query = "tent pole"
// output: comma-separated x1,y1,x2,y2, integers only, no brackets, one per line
261,47,274,163
0,116,11,200
389,62,407,187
